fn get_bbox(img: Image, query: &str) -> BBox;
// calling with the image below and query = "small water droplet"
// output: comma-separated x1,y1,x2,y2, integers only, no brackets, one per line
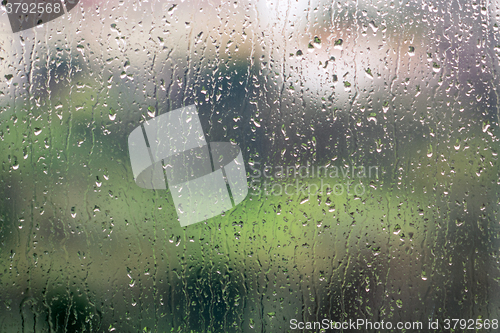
432,62,440,72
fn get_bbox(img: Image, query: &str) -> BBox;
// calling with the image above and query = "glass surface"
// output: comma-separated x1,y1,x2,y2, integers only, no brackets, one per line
0,0,499,332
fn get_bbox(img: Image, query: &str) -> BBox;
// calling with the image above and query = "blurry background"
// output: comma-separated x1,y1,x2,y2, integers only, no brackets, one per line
0,0,499,331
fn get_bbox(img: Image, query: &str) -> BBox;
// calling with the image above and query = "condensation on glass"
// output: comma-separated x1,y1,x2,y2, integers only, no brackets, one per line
0,0,499,332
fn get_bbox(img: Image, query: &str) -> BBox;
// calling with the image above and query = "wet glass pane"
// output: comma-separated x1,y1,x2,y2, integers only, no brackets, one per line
0,0,499,332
